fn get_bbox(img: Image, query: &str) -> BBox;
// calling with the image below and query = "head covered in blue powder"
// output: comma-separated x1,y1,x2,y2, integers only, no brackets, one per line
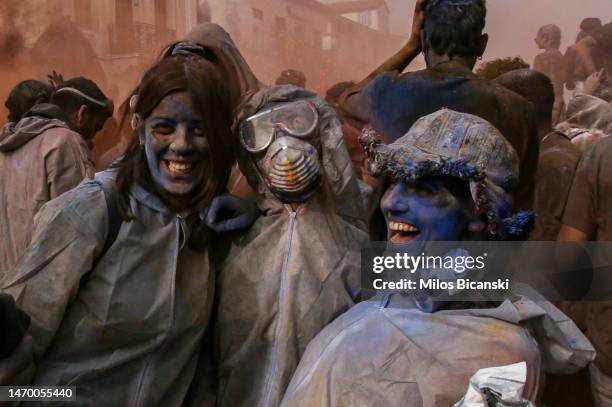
362,108,534,243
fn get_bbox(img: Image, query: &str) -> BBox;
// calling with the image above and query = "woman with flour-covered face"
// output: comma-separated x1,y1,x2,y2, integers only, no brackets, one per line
141,92,210,198
0,55,258,406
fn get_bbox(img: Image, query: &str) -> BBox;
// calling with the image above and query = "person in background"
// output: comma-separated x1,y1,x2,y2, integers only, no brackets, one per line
578,18,604,43
475,56,529,80
325,81,366,179
555,93,612,152
575,21,612,78
558,137,612,407
496,68,592,406
564,18,603,92
533,24,566,123
495,69,581,242
0,76,112,277
50,78,113,151
4,80,53,124
275,69,307,88
582,67,612,102
339,0,539,212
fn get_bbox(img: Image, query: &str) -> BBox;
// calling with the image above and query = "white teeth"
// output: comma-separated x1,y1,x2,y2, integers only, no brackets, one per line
389,221,419,233
167,161,193,173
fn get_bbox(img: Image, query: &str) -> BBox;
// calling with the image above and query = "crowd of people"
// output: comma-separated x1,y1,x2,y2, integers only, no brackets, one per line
0,0,610,406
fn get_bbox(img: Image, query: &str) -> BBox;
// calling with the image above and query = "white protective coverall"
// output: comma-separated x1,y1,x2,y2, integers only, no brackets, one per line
281,286,595,407
1,172,214,406
200,86,369,407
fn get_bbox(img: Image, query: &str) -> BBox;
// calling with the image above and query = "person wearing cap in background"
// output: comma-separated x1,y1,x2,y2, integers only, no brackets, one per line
50,77,114,151
275,69,307,88
0,76,112,278
279,109,594,407
338,0,539,213
533,24,566,123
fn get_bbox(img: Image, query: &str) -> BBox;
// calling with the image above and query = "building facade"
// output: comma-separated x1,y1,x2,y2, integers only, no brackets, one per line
317,0,390,32
13,0,406,97
201,0,405,90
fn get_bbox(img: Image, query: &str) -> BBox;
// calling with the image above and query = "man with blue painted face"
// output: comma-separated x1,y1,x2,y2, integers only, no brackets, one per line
338,0,539,212
192,85,369,407
280,110,593,407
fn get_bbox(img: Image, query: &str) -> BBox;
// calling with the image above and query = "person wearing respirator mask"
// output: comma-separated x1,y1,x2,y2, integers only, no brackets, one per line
188,86,369,407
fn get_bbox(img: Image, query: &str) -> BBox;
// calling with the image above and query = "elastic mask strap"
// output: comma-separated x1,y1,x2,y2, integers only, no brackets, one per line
55,87,112,113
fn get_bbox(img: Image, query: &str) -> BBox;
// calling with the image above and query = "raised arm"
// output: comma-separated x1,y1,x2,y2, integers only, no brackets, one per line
338,0,427,122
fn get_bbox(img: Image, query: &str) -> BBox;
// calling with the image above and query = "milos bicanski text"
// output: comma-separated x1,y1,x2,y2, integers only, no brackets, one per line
371,252,510,291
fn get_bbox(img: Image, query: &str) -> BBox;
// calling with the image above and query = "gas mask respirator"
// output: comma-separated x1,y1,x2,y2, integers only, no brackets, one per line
239,100,322,203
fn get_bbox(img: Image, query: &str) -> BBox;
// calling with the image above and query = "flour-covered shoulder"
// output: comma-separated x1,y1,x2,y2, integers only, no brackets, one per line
2,179,110,356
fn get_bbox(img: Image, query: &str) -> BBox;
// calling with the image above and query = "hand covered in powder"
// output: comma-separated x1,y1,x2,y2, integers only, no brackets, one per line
201,194,260,233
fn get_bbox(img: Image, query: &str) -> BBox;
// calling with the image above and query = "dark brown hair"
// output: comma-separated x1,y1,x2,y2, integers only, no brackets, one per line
160,41,245,112
475,57,529,80
424,0,487,59
494,68,555,126
115,55,234,225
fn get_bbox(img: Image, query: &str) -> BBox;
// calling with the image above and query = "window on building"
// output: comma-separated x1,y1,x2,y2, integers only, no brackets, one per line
75,0,93,29
358,11,371,26
276,16,286,31
155,0,167,29
252,8,264,21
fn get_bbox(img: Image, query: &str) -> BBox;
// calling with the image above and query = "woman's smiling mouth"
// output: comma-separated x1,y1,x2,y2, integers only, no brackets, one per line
163,160,196,177
388,220,421,243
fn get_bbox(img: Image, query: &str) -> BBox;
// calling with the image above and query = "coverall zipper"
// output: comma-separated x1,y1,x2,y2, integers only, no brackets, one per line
262,206,298,406
132,216,182,407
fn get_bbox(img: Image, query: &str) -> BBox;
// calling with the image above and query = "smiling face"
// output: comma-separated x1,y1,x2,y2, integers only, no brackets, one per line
381,177,474,244
141,91,209,197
